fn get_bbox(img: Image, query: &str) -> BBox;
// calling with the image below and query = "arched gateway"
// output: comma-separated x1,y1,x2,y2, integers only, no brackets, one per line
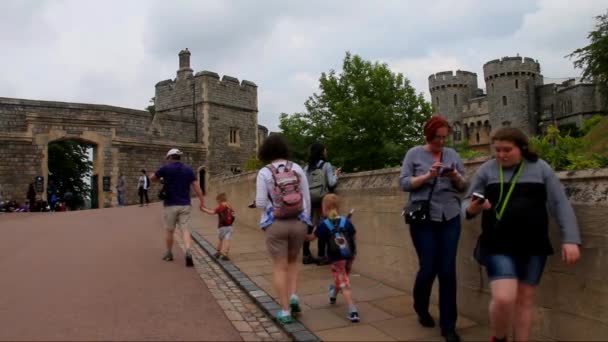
0,49,268,208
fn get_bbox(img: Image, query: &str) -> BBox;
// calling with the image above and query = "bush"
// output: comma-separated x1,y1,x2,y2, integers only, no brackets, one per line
530,124,605,171
454,141,486,160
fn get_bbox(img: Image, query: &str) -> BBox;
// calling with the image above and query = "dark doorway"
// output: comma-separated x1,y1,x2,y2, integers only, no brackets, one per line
199,168,206,196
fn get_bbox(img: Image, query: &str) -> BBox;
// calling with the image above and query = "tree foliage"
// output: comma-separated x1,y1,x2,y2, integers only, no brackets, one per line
530,121,608,171
48,140,93,208
280,52,432,172
568,10,608,97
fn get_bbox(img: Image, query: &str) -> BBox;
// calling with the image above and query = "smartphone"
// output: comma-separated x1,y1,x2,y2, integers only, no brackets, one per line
347,208,355,219
441,167,454,175
440,163,455,175
472,192,485,202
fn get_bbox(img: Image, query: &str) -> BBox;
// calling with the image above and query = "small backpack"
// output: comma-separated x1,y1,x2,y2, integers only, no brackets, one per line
324,217,354,260
219,205,236,226
307,161,328,206
266,161,304,219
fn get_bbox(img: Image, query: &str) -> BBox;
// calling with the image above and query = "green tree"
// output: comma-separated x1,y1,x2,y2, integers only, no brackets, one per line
280,52,432,172
146,97,156,115
48,140,93,208
568,11,608,97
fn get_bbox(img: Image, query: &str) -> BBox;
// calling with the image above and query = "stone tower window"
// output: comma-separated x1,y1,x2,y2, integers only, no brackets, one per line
435,96,439,109
515,79,519,89
229,128,240,146
502,96,507,106
453,94,458,105
491,83,494,92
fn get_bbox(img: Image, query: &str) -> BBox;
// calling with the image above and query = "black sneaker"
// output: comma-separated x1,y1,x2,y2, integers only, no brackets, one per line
441,330,461,342
417,312,435,328
316,257,330,266
162,251,173,261
347,311,360,323
302,255,318,265
185,253,194,267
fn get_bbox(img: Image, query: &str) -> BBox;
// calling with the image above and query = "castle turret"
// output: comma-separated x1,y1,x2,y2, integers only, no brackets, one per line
483,56,543,135
428,70,479,126
177,48,193,81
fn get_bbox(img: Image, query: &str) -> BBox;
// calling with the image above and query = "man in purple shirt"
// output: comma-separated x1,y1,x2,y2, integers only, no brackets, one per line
151,148,205,267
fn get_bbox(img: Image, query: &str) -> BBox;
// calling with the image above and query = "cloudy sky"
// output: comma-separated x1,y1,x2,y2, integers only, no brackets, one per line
1,0,606,132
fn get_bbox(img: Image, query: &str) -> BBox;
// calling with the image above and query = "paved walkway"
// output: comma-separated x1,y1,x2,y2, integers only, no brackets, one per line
191,209,498,341
0,204,284,341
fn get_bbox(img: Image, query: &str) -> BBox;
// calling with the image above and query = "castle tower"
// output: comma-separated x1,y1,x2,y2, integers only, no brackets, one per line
483,56,543,135
428,70,479,124
177,48,193,81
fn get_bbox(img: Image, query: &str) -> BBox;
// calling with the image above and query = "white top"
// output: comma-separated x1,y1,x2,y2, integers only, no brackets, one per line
138,175,150,190
255,160,311,228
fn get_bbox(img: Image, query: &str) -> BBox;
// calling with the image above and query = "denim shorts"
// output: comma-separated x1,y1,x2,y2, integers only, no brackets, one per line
486,254,548,285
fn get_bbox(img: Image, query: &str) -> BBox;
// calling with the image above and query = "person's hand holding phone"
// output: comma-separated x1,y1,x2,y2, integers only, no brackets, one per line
427,162,443,180
467,192,492,215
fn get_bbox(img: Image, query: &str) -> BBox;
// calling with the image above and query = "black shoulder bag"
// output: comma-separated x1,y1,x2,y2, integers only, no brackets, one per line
404,153,441,225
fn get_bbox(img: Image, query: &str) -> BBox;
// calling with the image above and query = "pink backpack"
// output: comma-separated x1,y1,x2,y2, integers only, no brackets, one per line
266,161,304,219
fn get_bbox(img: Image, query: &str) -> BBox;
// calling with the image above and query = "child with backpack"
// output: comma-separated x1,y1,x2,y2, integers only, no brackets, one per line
202,192,236,260
303,143,341,265
306,193,359,323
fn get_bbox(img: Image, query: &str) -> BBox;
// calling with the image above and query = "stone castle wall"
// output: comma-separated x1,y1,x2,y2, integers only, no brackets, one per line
430,56,606,148
206,162,608,341
0,97,206,207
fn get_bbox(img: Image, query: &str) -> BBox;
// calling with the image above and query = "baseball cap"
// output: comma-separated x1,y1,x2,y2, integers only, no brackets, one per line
166,148,183,158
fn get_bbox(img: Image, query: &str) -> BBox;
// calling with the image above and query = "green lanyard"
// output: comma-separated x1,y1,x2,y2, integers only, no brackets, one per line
495,161,525,221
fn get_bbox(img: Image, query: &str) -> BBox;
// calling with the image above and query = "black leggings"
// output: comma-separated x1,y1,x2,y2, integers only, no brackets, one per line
138,188,149,205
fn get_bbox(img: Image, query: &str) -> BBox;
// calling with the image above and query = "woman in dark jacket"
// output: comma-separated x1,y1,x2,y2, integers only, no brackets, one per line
464,127,581,342
400,115,466,342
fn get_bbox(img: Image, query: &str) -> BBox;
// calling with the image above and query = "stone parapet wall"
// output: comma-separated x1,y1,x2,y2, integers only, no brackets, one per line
206,162,608,341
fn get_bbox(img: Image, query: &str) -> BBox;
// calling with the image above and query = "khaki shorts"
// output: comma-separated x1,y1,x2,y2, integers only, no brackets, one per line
163,205,191,232
264,219,307,260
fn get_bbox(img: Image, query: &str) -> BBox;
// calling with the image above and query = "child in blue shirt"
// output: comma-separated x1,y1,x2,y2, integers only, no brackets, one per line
306,193,359,322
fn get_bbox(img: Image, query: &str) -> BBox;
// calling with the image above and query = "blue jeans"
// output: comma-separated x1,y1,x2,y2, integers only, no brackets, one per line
409,215,461,331
486,254,547,285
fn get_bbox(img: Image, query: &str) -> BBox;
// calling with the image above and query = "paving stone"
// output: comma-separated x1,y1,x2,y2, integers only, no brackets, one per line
292,331,320,342
240,332,262,341
282,322,306,333
257,296,274,303
315,324,396,341
224,310,244,321
250,290,267,298
232,320,254,332
297,308,350,331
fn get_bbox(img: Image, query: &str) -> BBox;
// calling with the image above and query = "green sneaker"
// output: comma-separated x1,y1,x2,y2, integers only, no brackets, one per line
276,311,294,324
289,297,302,313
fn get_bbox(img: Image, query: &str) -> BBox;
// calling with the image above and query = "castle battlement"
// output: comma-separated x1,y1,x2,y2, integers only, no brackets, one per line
483,56,541,80
428,70,478,91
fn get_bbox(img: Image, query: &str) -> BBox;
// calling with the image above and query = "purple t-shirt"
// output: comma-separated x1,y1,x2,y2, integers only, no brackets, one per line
155,162,196,206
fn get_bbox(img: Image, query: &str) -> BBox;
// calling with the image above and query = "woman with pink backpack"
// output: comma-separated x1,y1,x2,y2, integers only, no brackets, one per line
255,134,312,324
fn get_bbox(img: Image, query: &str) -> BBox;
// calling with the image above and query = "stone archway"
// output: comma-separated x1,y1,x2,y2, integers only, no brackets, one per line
35,130,111,209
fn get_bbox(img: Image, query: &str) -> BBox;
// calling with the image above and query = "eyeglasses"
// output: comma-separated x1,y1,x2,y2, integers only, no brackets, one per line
433,135,448,141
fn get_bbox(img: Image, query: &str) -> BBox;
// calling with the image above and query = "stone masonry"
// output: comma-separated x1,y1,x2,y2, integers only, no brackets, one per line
429,56,607,151
0,49,267,206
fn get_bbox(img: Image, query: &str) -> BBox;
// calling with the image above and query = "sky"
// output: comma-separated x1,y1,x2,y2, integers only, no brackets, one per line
1,0,606,132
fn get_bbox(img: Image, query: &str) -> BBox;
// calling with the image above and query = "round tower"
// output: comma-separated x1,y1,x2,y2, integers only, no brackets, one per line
483,56,543,135
428,70,479,125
